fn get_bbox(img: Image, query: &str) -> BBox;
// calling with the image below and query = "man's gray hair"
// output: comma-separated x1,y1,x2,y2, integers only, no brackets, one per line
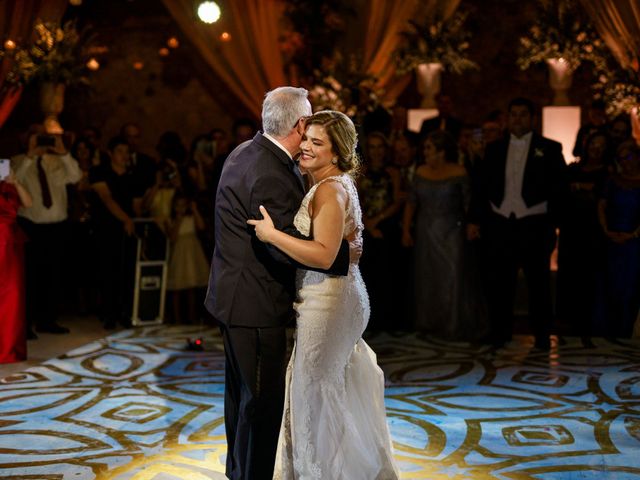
262,86,310,137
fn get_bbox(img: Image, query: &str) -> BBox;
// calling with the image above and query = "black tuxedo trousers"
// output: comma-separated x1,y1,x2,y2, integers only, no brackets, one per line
220,324,287,480
482,213,556,344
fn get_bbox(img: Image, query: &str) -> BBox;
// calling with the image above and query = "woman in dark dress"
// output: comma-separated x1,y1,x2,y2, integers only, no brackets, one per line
357,132,402,329
595,140,640,337
0,168,32,363
402,131,486,339
556,131,611,335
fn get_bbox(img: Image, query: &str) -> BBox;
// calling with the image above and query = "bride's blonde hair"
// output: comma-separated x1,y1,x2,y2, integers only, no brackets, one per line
305,110,360,176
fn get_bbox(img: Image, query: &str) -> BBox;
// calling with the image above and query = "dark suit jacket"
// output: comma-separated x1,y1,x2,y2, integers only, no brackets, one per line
205,132,349,328
468,132,568,226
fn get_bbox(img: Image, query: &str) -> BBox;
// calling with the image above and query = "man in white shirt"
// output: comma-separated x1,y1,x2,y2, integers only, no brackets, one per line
467,97,568,350
14,130,82,336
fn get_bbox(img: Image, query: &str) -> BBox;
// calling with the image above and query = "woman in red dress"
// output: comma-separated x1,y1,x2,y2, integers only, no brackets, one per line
0,168,32,364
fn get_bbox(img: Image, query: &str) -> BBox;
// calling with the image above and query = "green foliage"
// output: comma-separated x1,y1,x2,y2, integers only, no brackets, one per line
309,52,382,116
517,0,608,73
592,66,640,116
0,20,91,88
394,10,478,75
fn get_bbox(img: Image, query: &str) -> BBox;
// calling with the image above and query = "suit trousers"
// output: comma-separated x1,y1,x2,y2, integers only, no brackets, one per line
95,225,136,325
482,213,555,344
220,323,288,480
17,218,66,329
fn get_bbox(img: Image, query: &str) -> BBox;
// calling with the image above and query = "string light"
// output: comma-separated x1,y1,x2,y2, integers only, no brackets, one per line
167,37,179,49
3,39,16,51
133,61,144,70
220,32,231,42
159,47,170,57
197,1,221,23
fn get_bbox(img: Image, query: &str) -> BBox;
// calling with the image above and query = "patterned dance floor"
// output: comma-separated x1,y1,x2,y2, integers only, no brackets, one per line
0,326,639,479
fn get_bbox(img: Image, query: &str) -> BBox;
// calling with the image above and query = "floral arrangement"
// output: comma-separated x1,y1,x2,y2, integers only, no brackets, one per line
0,20,90,87
394,10,478,75
308,53,383,118
592,66,640,116
280,0,354,83
517,0,608,73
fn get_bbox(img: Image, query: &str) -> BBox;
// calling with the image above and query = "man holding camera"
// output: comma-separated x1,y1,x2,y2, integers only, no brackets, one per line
13,128,82,336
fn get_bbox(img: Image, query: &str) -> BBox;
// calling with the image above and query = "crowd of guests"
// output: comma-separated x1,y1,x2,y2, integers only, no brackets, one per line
1,93,639,364
357,95,640,348
0,117,258,365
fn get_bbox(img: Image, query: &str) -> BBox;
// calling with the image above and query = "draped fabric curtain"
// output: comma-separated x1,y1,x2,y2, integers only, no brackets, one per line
578,0,640,70
0,0,68,128
162,0,464,113
362,0,419,94
361,0,462,102
161,0,288,118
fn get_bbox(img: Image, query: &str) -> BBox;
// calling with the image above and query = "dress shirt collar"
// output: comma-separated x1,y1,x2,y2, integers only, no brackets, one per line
509,131,533,145
263,132,293,160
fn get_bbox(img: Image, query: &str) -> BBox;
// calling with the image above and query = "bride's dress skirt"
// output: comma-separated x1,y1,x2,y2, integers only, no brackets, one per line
273,267,399,480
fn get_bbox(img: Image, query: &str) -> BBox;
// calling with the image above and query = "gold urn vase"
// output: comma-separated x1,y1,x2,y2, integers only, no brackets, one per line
415,62,443,109
39,82,65,134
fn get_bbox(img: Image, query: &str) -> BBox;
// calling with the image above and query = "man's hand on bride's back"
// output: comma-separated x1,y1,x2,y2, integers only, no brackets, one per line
346,229,362,263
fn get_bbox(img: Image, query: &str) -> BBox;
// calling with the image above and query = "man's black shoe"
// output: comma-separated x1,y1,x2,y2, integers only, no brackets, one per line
480,334,510,349
534,336,551,351
104,320,117,330
36,323,70,334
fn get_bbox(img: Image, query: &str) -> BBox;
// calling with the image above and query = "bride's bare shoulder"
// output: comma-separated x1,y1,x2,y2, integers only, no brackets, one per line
313,178,348,207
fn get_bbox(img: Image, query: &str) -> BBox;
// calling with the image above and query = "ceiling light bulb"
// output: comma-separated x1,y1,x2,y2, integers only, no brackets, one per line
198,1,221,24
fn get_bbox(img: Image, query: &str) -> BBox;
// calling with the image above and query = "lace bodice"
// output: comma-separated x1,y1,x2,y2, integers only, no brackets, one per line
293,174,363,262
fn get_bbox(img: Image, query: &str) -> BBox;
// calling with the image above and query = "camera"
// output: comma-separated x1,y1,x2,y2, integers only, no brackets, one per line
36,135,56,147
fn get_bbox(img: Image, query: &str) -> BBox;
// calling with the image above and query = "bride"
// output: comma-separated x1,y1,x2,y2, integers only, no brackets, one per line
247,110,399,479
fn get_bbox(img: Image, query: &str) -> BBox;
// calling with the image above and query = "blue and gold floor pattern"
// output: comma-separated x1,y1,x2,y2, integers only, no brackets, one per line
0,327,639,479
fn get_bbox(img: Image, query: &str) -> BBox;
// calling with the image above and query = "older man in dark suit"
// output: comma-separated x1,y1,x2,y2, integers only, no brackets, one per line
205,86,349,480
467,97,568,350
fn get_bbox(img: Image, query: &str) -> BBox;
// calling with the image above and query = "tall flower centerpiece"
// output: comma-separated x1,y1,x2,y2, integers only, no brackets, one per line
394,10,477,108
517,0,608,105
308,53,383,119
593,60,640,144
280,1,382,120
0,20,91,133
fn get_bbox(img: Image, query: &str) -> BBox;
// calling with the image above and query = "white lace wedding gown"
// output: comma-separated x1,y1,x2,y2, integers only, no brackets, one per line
273,174,399,480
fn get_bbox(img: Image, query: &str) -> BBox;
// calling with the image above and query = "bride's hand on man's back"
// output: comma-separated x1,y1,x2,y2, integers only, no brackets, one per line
247,205,276,243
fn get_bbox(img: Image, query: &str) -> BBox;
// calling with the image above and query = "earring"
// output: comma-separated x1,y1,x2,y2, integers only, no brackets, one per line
331,157,338,165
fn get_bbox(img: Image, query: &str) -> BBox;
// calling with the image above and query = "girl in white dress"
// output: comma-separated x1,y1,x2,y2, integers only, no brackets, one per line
247,111,399,480
165,192,209,323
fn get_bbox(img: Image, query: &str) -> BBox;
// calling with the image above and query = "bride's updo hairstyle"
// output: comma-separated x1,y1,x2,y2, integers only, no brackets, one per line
305,110,361,176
